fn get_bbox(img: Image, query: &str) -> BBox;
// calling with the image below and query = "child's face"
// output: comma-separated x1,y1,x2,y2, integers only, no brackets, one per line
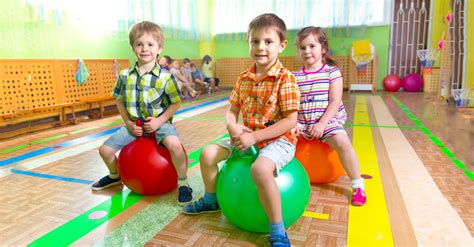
133,32,162,66
298,34,325,71
171,60,179,68
184,62,191,68
248,27,287,72
191,66,197,72
158,57,168,67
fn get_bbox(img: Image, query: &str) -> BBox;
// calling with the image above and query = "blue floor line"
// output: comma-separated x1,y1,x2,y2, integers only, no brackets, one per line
0,97,229,167
11,169,94,185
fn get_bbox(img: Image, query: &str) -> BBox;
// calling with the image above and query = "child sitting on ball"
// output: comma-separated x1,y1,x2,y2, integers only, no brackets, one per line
182,13,300,247
91,21,193,206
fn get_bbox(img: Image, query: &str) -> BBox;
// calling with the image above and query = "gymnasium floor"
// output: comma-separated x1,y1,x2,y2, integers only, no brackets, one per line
0,90,473,246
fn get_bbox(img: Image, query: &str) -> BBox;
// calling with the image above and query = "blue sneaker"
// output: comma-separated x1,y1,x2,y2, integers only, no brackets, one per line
178,186,193,205
182,197,220,215
269,233,291,247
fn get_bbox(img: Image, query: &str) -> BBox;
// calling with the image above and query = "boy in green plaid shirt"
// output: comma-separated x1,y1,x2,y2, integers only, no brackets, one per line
92,21,193,205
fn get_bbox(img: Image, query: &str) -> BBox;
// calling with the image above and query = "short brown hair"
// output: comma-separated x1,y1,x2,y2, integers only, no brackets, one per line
247,13,287,41
129,21,164,48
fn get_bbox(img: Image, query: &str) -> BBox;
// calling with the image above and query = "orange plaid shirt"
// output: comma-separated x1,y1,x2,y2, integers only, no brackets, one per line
229,60,300,148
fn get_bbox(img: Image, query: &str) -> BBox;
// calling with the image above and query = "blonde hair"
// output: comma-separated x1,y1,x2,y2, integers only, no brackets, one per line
247,13,287,41
296,26,336,66
129,21,164,48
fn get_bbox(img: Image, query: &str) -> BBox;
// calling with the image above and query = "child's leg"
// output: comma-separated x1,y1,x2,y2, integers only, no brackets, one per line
161,135,188,178
92,126,135,190
325,134,361,181
98,145,119,176
253,139,295,245
182,140,230,214
250,156,282,224
325,134,366,206
200,144,230,193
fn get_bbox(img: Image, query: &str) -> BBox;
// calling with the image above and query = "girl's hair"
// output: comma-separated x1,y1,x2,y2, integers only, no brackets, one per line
247,13,287,41
129,21,164,48
202,55,212,65
296,26,337,67
162,55,172,65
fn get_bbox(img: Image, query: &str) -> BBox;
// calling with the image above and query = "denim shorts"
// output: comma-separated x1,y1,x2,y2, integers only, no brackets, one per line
216,138,295,174
103,122,178,151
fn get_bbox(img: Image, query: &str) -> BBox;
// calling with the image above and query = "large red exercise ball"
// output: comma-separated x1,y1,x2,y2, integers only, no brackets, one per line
295,137,345,184
216,146,310,233
118,135,178,195
402,73,423,92
383,74,402,92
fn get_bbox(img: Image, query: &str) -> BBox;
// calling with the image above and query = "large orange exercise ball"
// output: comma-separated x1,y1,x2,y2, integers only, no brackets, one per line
216,146,310,233
118,134,178,195
295,137,345,184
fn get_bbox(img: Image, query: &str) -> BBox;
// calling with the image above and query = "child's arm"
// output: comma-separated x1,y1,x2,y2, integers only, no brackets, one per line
116,99,143,136
143,101,181,133
308,79,343,139
233,110,297,151
226,105,253,140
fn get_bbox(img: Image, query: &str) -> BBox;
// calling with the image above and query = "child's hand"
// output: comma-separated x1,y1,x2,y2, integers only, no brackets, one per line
233,132,257,151
307,122,326,139
143,117,161,133
127,121,143,137
227,123,252,142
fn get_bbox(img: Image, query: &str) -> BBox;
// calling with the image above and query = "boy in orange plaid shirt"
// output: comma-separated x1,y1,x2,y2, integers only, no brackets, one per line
183,13,299,246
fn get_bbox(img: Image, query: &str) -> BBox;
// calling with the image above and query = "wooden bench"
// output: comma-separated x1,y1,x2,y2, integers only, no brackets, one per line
1,102,77,124
80,96,116,118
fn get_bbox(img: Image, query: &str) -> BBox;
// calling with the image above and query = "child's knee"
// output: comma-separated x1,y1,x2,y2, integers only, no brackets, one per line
99,145,115,159
200,144,227,166
250,163,273,184
164,139,184,156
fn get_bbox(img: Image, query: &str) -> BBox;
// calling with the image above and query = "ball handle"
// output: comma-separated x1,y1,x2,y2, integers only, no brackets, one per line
229,145,258,161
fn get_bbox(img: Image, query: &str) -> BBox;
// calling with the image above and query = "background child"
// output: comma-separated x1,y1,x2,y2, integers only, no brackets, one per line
201,55,220,92
294,26,366,206
190,63,208,92
158,55,172,70
183,14,299,247
91,21,193,206
169,59,200,99
180,58,193,87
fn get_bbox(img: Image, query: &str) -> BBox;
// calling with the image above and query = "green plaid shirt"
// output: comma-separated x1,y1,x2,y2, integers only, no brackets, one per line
113,63,182,122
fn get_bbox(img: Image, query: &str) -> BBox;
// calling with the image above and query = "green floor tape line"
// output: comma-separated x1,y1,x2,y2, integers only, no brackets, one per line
100,119,124,127
28,134,229,245
71,126,100,135
391,96,473,180
428,135,444,147
440,147,455,159
31,134,68,145
1,144,28,154
93,175,205,246
29,190,143,246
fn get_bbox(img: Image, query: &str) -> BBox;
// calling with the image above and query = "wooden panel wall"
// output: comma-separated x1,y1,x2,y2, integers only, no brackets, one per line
0,59,129,125
215,56,364,90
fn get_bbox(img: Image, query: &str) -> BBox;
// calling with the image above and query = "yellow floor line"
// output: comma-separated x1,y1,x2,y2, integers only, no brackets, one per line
347,96,393,246
303,211,329,220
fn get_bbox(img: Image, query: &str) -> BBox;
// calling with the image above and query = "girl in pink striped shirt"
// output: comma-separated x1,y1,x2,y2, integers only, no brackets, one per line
294,26,366,206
